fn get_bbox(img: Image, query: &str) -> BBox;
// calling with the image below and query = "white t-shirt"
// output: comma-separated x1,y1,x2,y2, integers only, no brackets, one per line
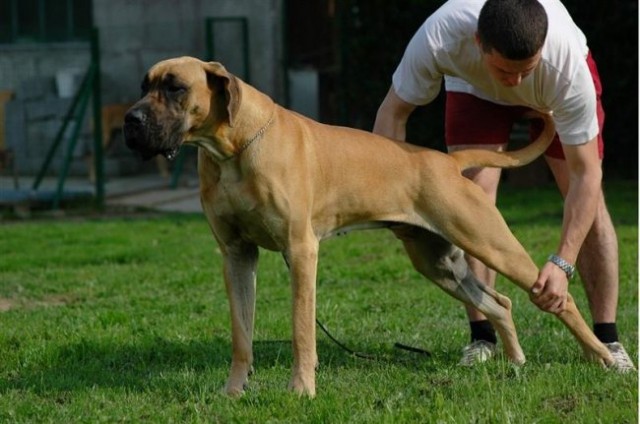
392,0,598,145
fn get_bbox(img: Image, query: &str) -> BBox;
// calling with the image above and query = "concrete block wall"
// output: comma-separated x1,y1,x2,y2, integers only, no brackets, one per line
93,0,285,105
0,43,93,176
0,0,284,177
4,75,94,176
0,43,91,96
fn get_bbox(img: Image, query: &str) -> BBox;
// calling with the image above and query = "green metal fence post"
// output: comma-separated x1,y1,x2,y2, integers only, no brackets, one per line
52,68,94,209
205,17,214,61
32,68,92,191
91,27,104,209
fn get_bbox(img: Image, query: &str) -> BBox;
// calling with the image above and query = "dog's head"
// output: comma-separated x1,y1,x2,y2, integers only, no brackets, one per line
123,57,240,160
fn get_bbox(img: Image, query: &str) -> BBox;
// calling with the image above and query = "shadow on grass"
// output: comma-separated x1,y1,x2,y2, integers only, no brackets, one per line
0,335,438,394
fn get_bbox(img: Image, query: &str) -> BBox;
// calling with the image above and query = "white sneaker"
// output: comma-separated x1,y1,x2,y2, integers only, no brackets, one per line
606,342,636,373
459,340,497,366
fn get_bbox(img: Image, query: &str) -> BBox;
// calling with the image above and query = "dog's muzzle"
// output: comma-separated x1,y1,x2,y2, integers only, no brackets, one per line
123,109,179,160
123,109,154,159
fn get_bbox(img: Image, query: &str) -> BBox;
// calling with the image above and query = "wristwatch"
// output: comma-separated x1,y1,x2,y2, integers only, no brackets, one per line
548,254,576,279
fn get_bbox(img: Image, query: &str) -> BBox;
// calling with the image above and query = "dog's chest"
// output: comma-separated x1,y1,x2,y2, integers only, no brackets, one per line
207,180,287,251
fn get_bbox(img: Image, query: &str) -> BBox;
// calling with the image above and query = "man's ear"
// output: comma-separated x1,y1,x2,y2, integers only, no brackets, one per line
203,61,240,127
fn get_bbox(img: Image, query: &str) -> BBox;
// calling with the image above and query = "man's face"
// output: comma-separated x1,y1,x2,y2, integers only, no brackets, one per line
481,48,542,87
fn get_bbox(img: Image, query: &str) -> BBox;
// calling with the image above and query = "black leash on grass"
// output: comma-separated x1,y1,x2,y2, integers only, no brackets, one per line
281,254,431,360
315,318,376,360
315,318,431,360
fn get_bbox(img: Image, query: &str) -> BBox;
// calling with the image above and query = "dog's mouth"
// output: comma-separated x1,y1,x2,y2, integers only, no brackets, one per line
124,112,182,161
127,143,180,161
134,145,180,161
162,147,180,161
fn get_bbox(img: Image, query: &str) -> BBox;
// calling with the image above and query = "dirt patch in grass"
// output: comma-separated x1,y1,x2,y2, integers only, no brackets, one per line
0,294,77,312
0,298,14,312
544,394,580,416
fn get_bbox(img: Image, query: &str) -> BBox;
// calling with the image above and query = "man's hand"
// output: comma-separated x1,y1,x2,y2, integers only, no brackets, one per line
530,262,570,314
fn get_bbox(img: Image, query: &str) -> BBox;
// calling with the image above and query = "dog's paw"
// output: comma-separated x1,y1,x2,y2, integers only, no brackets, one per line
581,343,614,368
288,375,316,398
224,381,248,398
224,371,251,398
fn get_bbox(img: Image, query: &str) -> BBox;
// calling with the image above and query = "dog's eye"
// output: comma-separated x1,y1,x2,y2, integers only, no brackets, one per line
140,80,150,97
140,75,150,96
165,84,186,95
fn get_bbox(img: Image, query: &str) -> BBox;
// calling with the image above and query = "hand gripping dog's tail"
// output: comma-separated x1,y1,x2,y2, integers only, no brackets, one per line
450,111,555,172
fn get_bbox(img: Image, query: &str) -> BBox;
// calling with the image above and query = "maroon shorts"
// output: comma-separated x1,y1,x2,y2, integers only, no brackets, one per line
445,52,605,160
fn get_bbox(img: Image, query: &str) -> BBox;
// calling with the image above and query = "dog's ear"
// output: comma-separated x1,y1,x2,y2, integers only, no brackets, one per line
203,61,240,127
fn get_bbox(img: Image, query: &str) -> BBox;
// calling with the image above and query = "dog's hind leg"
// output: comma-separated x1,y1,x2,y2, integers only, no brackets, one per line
392,225,525,364
430,178,613,366
221,240,259,396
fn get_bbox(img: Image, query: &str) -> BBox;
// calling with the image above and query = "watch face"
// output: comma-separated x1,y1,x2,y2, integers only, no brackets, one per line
548,254,575,279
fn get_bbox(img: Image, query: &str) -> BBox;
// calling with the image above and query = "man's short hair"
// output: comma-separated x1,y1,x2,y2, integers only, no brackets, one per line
477,0,548,60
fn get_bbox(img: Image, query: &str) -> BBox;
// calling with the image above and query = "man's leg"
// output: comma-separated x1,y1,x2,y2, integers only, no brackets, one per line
546,156,618,322
458,165,503,326
545,155,634,371
442,154,505,365
444,91,521,365
455,163,503,365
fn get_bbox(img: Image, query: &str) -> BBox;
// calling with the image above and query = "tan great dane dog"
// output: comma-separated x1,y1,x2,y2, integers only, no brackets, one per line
123,57,614,397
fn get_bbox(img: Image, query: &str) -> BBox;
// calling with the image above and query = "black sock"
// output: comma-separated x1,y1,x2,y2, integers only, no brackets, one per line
593,323,619,344
470,320,497,344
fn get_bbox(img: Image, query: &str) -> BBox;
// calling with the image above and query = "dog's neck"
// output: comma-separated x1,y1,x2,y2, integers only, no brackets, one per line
230,81,276,153
228,108,275,160
194,81,276,162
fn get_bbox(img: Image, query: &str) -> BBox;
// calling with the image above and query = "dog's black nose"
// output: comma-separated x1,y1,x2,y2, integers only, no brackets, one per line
123,108,157,160
124,109,144,127
123,109,145,150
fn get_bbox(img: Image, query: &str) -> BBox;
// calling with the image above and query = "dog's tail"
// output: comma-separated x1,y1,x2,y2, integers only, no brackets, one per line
450,111,555,171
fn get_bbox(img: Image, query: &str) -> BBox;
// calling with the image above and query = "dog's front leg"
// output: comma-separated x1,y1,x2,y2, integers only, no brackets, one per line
285,237,319,397
222,240,259,397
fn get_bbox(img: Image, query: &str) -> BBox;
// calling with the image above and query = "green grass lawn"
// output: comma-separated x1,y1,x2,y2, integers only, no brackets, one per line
0,181,637,423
